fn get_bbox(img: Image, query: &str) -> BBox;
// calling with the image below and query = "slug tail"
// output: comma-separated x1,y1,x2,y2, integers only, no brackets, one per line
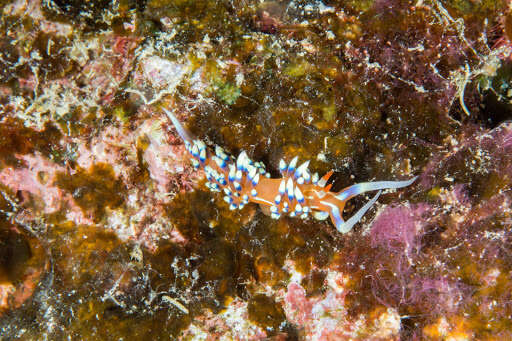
328,176,417,233
332,190,382,233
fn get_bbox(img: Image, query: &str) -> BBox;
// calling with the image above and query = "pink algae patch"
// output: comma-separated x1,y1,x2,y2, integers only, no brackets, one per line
284,283,315,325
0,154,90,224
0,154,63,213
282,271,381,340
0,154,92,225
179,299,267,340
75,118,194,194
370,203,431,256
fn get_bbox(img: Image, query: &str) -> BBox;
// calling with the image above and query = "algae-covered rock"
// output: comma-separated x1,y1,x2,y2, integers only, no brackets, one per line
1,0,512,339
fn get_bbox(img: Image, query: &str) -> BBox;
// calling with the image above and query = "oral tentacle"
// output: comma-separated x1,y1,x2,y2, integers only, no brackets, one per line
163,108,193,142
335,176,418,201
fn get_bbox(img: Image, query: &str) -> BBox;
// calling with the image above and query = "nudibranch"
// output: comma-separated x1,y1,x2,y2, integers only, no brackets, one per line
165,109,417,233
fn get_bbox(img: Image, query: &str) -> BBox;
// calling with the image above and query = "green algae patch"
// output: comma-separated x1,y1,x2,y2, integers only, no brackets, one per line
471,172,510,203
54,163,126,222
321,100,337,122
144,0,246,50
49,223,128,293
426,186,442,202
284,59,315,78
202,62,242,106
10,220,194,339
344,0,375,12
213,80,241,105
444,0,508,16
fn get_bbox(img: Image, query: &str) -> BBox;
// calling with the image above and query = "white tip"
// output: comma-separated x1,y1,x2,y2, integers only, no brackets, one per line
295,161,310,178
279,179,286,195
213,156,225,169
286,178,294,200
237,151,247,170
252,173,260,186
196,140,206,151
228,165,236,181
191,144,199,157
294,186,304,203
248,166,257,180
312,210,329,220
318,172,332,187
199,148,206,162
279,159,287,172
303,170,311,183
288,156,298,172
274,194,281,205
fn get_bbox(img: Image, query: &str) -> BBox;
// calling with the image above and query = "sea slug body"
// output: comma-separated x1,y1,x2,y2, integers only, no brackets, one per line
165,109,416,233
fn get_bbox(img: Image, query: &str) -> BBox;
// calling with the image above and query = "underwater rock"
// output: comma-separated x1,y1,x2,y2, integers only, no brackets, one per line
0,0,512,339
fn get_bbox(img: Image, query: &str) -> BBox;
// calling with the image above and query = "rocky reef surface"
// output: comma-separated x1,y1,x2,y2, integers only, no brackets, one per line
0,0,512,339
